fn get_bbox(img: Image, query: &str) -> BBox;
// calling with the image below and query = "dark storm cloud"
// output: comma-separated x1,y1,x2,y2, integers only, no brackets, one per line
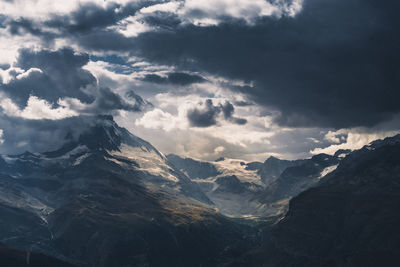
187,99,247,127
4,0,399,129
1,48,95,107
0,48,148,113
8,18,43,36
142,72,205,85
130,0,400,129
187,99,220,127
220,101,247,125
8,1,160,35
234,100,253,107
142,11,182,29
4,1,163,51
85,87,145,114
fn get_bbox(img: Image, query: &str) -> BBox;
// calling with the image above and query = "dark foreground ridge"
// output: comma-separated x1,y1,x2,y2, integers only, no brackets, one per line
235,134,400,267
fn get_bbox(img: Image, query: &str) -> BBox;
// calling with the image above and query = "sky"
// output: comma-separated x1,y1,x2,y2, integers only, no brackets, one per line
0,0,399,161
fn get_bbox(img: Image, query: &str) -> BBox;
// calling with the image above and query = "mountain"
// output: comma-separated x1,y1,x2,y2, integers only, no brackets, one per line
166,153,345,219
2,115,399,267
0,116,254,267
257,152,346,203
237,134,400,266
167,154,222,179
167,155,275,218
246,156,305,186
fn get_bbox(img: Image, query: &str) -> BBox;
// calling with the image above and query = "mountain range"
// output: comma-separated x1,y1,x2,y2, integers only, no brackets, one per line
0,115,399,266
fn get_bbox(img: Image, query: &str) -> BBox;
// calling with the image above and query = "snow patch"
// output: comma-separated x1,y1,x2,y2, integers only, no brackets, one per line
72,153,91,166
319,164,338,178
110,144,179,182
213,158,263,185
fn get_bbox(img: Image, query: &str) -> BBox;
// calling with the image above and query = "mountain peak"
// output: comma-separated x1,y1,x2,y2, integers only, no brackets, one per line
265,156,281,163
43,115,162,160
77,120,122,151
66,116,123,150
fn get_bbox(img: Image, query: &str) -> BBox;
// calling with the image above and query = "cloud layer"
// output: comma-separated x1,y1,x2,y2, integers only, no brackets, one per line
131,0,400,128
0,0,399,161
0,48,150,119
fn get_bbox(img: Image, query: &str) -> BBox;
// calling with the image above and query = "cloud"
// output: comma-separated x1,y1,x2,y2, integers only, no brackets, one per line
130,0,400,128
135,108,186,131
126,114,330,161
2,0,399,161
1,48,96,107
220,101,247,125
142,72,205,85
187,99,220,127
3,1,154,32
187,99,247,127
214,145,225,154
127,92,364,161
2,0,301,38
178,0,302,25
0,115,112,154
310,131,399,156
0,48,150,117
85,87,147,113
0,94,78,120
310,115,400,155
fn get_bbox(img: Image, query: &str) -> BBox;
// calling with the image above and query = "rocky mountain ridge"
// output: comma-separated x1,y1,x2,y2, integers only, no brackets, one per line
1,115,398,266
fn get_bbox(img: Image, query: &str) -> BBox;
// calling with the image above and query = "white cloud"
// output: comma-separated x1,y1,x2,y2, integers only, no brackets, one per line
110,15,151,38
140,2,181,14
193,123,273,147
1,0,303,25
115,0,304,32
133,92,277,160
15,68,43,80
0,29,42,65
0,0,131,19
311,129,400,155
0,95,78,120
135,108,188,131
0,129,4,144
324,130,347,143
179,0,280,25
0,67,44,84
214,145,225,154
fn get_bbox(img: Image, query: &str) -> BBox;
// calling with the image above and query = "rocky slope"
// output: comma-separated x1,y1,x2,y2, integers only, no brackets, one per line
257,152,346,203
245,156,305,186
237,135,400,267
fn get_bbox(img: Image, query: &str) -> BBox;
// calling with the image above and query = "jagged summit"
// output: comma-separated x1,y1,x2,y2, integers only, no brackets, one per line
265,155,280,162
42,115,161,159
